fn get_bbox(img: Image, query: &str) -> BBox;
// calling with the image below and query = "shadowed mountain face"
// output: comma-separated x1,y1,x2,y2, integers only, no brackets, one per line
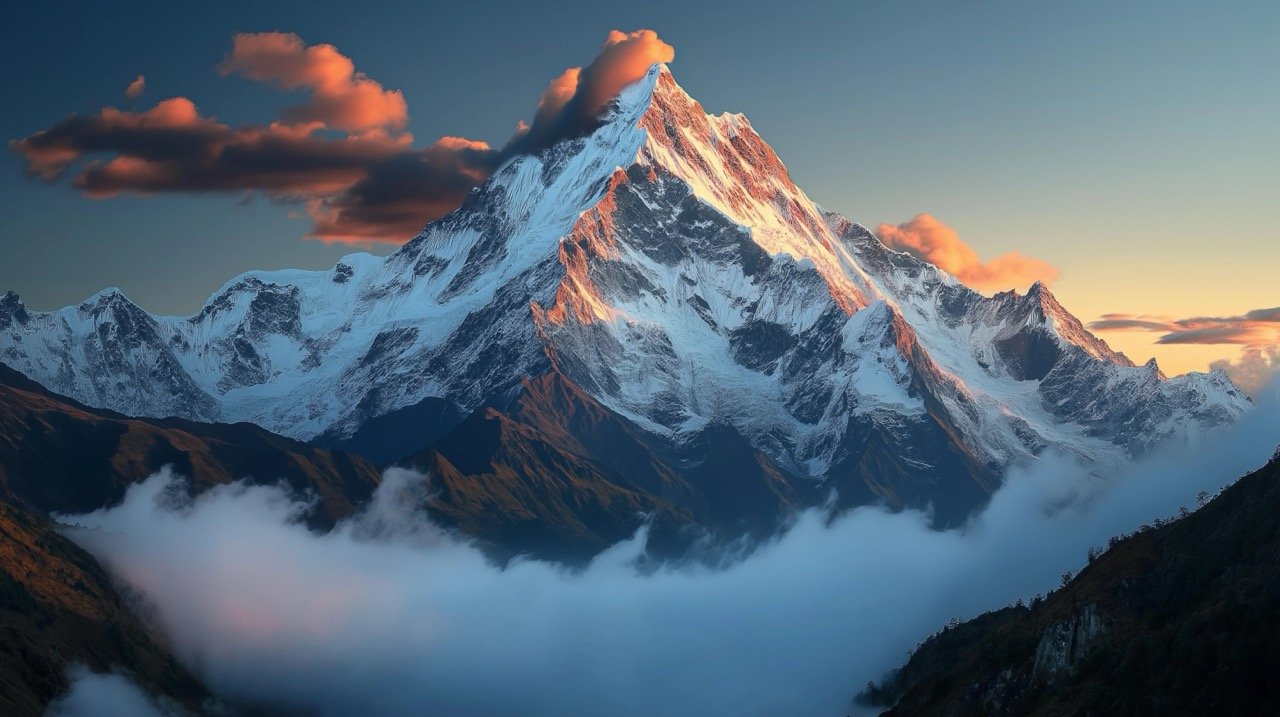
865,452,1280,716
0,499,209,716
0,363,381,527
408,370,1002,564
0,65,1248,534
408,372,815,563
0,363,386,714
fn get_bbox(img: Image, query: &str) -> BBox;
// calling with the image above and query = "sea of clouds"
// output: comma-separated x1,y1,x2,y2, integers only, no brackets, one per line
50,380,1280,717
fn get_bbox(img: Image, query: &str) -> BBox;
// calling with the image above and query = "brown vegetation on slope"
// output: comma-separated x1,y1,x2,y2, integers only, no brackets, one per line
0,499,207,715
866,452,1280,716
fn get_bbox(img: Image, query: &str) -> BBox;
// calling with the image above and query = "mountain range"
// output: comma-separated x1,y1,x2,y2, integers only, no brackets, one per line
0,63,1249,541
0,58,1269,717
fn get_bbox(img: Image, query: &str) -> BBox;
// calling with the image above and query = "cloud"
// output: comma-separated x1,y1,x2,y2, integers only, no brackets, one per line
11,29,672,244
46,666,183,717
575,30,676,124
1211,346,1280,399
533,68,582,131
1085,316,1178,332
875,214,1060,293
1088,307,1280,345
1158,326,1274,345
306,136,494,243
10,97,413,197
54,383,1280,717
507,28,674,154
125,75,146,100
218,32,407,133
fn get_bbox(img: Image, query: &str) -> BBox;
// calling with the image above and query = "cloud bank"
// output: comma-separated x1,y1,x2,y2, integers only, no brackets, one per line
875,213,1060,293
11,29,673,244
1211,346,1280,399
55,382,1280,717
46,666,179,717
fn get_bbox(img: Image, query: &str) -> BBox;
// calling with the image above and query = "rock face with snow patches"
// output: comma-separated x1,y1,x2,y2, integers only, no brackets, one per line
0,65,1248,528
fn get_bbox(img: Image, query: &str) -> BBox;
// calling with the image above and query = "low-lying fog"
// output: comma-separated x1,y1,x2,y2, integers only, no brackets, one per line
51,382,1279,717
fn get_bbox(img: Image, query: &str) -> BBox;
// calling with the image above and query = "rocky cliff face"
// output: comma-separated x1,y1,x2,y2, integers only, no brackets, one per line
0,64,1249,519
1031,602,1108,682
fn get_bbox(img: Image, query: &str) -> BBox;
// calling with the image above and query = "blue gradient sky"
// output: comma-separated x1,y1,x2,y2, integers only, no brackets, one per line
2,0,1276,373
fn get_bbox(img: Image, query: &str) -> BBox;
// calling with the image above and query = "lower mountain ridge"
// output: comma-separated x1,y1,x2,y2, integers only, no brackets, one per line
0,363,384,715
0,498,209,716
863,451,1280,716
0,363,380,527
407,371,814,563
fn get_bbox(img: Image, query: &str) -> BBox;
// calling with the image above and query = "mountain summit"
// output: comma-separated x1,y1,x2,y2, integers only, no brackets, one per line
0,64,1248,527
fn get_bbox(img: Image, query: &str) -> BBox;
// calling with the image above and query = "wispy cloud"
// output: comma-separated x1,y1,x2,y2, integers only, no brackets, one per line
1089,306,1280,395
1088,307,1280,346
124,74,146,100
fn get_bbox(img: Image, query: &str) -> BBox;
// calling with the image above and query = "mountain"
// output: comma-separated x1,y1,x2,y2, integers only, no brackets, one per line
407,372,815,563
0,362,389,715
0,64,1248,526
0,498,208,716
862,450,1280,716
0,363,381,527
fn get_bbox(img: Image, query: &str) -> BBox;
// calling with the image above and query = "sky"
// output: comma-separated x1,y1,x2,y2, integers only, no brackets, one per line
2,0,1277,377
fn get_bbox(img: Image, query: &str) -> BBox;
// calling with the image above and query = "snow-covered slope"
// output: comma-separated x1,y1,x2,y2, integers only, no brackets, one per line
0,65,1248,500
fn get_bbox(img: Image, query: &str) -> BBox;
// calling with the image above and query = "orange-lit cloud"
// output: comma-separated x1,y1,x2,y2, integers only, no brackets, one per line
512,28,674,153
11,29,673,243
125,74,146,99
11,97,413,197
218,32,408,133
875,214,1060,292
1088,307,1280,346
534,68,581,129
577,30,675,120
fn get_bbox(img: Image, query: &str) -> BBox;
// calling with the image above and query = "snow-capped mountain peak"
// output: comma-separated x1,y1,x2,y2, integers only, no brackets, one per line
0,63,1249,510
